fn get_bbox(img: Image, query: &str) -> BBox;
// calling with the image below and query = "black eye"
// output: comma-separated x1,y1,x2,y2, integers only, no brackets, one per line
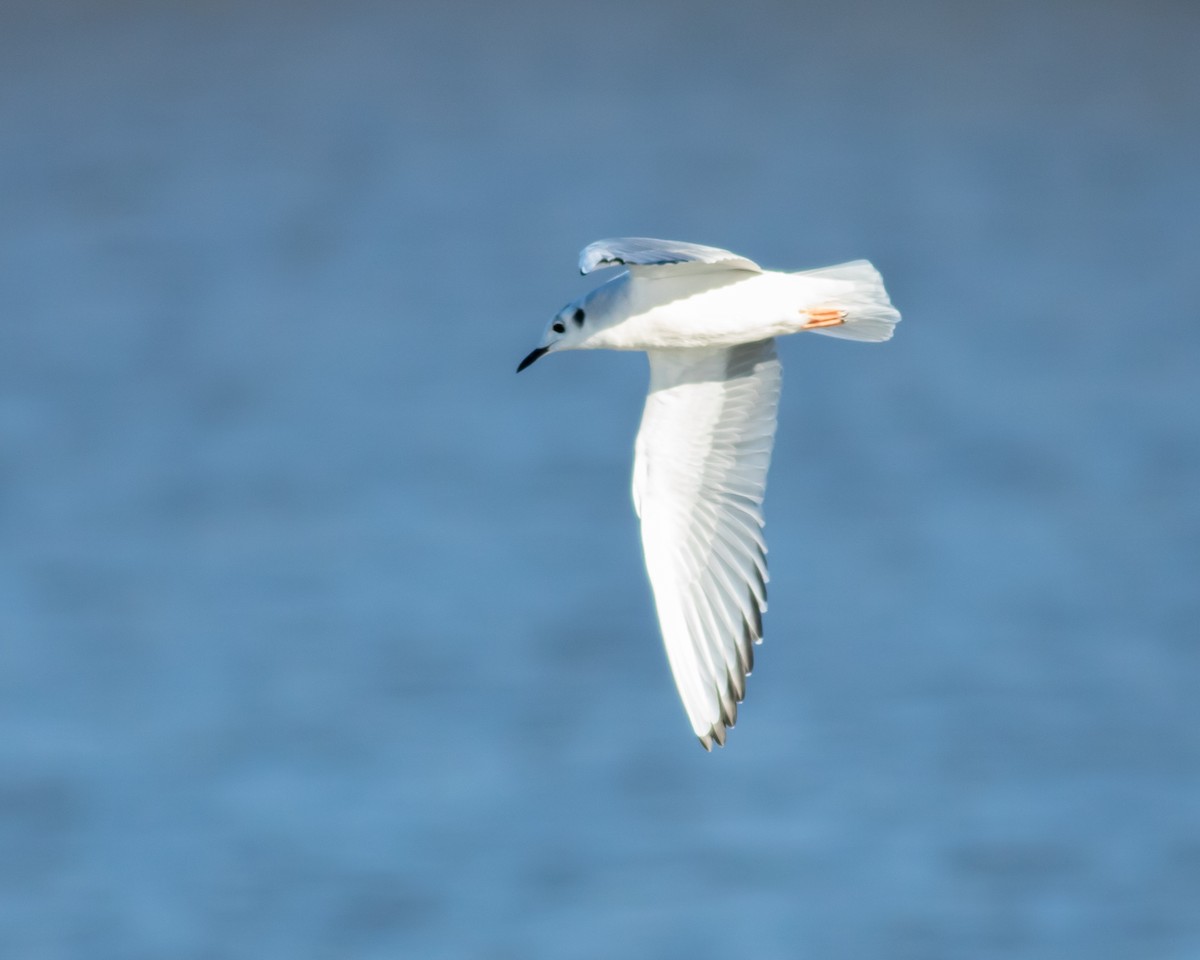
552,322,566,334
572,307,585,326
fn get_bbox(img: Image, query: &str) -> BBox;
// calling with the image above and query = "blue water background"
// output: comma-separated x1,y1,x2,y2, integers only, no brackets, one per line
2,1,1197,956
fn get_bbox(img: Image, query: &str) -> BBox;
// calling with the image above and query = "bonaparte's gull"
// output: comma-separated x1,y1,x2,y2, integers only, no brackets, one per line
518,238,900,749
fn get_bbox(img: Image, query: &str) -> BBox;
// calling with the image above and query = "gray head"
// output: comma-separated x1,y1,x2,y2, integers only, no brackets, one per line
516,299,592,372
516,274,626,372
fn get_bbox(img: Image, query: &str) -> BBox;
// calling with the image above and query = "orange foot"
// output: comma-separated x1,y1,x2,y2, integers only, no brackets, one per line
800,306,847,330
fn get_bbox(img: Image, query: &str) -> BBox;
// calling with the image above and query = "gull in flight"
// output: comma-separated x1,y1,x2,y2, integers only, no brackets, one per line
518,238,900,749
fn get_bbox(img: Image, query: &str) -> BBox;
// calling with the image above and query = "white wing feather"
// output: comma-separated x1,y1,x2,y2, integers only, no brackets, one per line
580,237,762,276
633,339,781,749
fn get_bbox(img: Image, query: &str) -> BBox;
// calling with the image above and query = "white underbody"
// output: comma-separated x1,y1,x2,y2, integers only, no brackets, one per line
583,268,878,351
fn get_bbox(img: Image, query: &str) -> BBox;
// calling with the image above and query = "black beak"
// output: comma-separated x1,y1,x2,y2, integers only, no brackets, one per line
516,346,548,373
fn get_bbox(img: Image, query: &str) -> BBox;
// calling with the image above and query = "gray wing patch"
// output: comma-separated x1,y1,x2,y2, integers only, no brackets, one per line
579,238,762,276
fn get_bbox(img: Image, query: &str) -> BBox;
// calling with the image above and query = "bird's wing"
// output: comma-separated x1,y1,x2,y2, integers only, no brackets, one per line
580,237,762,277
633,339,781,749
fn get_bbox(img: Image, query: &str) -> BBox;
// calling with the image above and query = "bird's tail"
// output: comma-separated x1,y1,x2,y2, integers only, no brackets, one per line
793,259,900,342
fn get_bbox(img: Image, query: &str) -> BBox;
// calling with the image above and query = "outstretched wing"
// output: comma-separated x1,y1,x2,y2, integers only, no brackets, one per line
580,237,761,276
633,339,781,749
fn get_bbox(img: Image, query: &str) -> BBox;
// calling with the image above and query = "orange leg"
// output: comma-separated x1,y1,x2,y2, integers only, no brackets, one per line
800,306,847,330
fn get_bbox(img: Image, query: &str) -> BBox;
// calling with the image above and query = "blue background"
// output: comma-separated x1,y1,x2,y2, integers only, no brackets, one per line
2,1,1197,956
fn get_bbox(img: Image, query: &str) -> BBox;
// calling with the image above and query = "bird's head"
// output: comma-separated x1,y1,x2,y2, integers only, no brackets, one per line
516,299,594,372
516,274,629,372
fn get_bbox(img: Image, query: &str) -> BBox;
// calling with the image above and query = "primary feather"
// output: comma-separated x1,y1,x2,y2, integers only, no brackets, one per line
634,340,780,749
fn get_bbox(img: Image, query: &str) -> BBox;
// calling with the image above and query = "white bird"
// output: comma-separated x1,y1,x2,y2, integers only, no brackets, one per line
518,238,900,749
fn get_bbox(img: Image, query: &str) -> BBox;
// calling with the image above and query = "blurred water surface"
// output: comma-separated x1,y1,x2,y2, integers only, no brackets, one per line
2,1,1198,957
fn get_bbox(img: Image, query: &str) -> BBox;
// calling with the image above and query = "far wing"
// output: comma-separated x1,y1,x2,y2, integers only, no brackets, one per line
633,339,781,749
580,237,761,277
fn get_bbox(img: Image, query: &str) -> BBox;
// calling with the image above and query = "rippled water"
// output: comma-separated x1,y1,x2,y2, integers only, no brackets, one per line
2,1,1197,957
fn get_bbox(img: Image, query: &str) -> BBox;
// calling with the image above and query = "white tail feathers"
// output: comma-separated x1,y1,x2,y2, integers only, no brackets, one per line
795,259,900,342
